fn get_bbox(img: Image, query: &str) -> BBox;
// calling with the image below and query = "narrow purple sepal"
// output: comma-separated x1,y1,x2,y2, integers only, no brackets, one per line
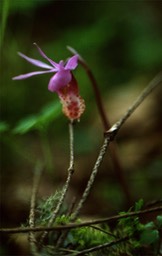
33,43,60,69
65,55,78,70
12,70,55,80
17,52,53,69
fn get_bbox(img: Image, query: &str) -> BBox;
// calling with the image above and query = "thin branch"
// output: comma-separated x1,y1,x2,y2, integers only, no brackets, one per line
71,236,129,256
28,163,43,256
1,206,161,234
71,136,111,221
67,46,131,205
70,72,162,220
145,199,162,208
39,121,75,244
105,71,162,137
89,225,117,238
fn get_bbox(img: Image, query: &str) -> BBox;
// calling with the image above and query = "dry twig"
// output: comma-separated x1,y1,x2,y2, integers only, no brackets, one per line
71,236,129,255
1,205,161,234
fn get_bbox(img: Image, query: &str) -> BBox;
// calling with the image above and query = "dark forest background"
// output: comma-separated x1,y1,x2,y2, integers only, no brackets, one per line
0,0,162,254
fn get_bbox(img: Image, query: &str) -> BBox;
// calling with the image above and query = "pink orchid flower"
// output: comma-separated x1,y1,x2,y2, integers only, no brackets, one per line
12,43,78,92
12,43,85,120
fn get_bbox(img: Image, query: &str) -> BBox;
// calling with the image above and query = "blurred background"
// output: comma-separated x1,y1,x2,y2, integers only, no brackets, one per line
1,0,162,254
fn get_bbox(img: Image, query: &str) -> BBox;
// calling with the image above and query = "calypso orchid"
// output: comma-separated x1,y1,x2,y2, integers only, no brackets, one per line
12,43,85,121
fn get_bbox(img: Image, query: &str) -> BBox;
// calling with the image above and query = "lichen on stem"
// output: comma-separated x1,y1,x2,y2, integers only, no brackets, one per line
71,135,111,221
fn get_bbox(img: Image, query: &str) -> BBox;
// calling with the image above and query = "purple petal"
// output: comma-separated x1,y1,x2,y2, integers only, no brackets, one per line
34,43,60,69
65,55,78,70
18,52,53,69
48,70,72,92
12,70,55,80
